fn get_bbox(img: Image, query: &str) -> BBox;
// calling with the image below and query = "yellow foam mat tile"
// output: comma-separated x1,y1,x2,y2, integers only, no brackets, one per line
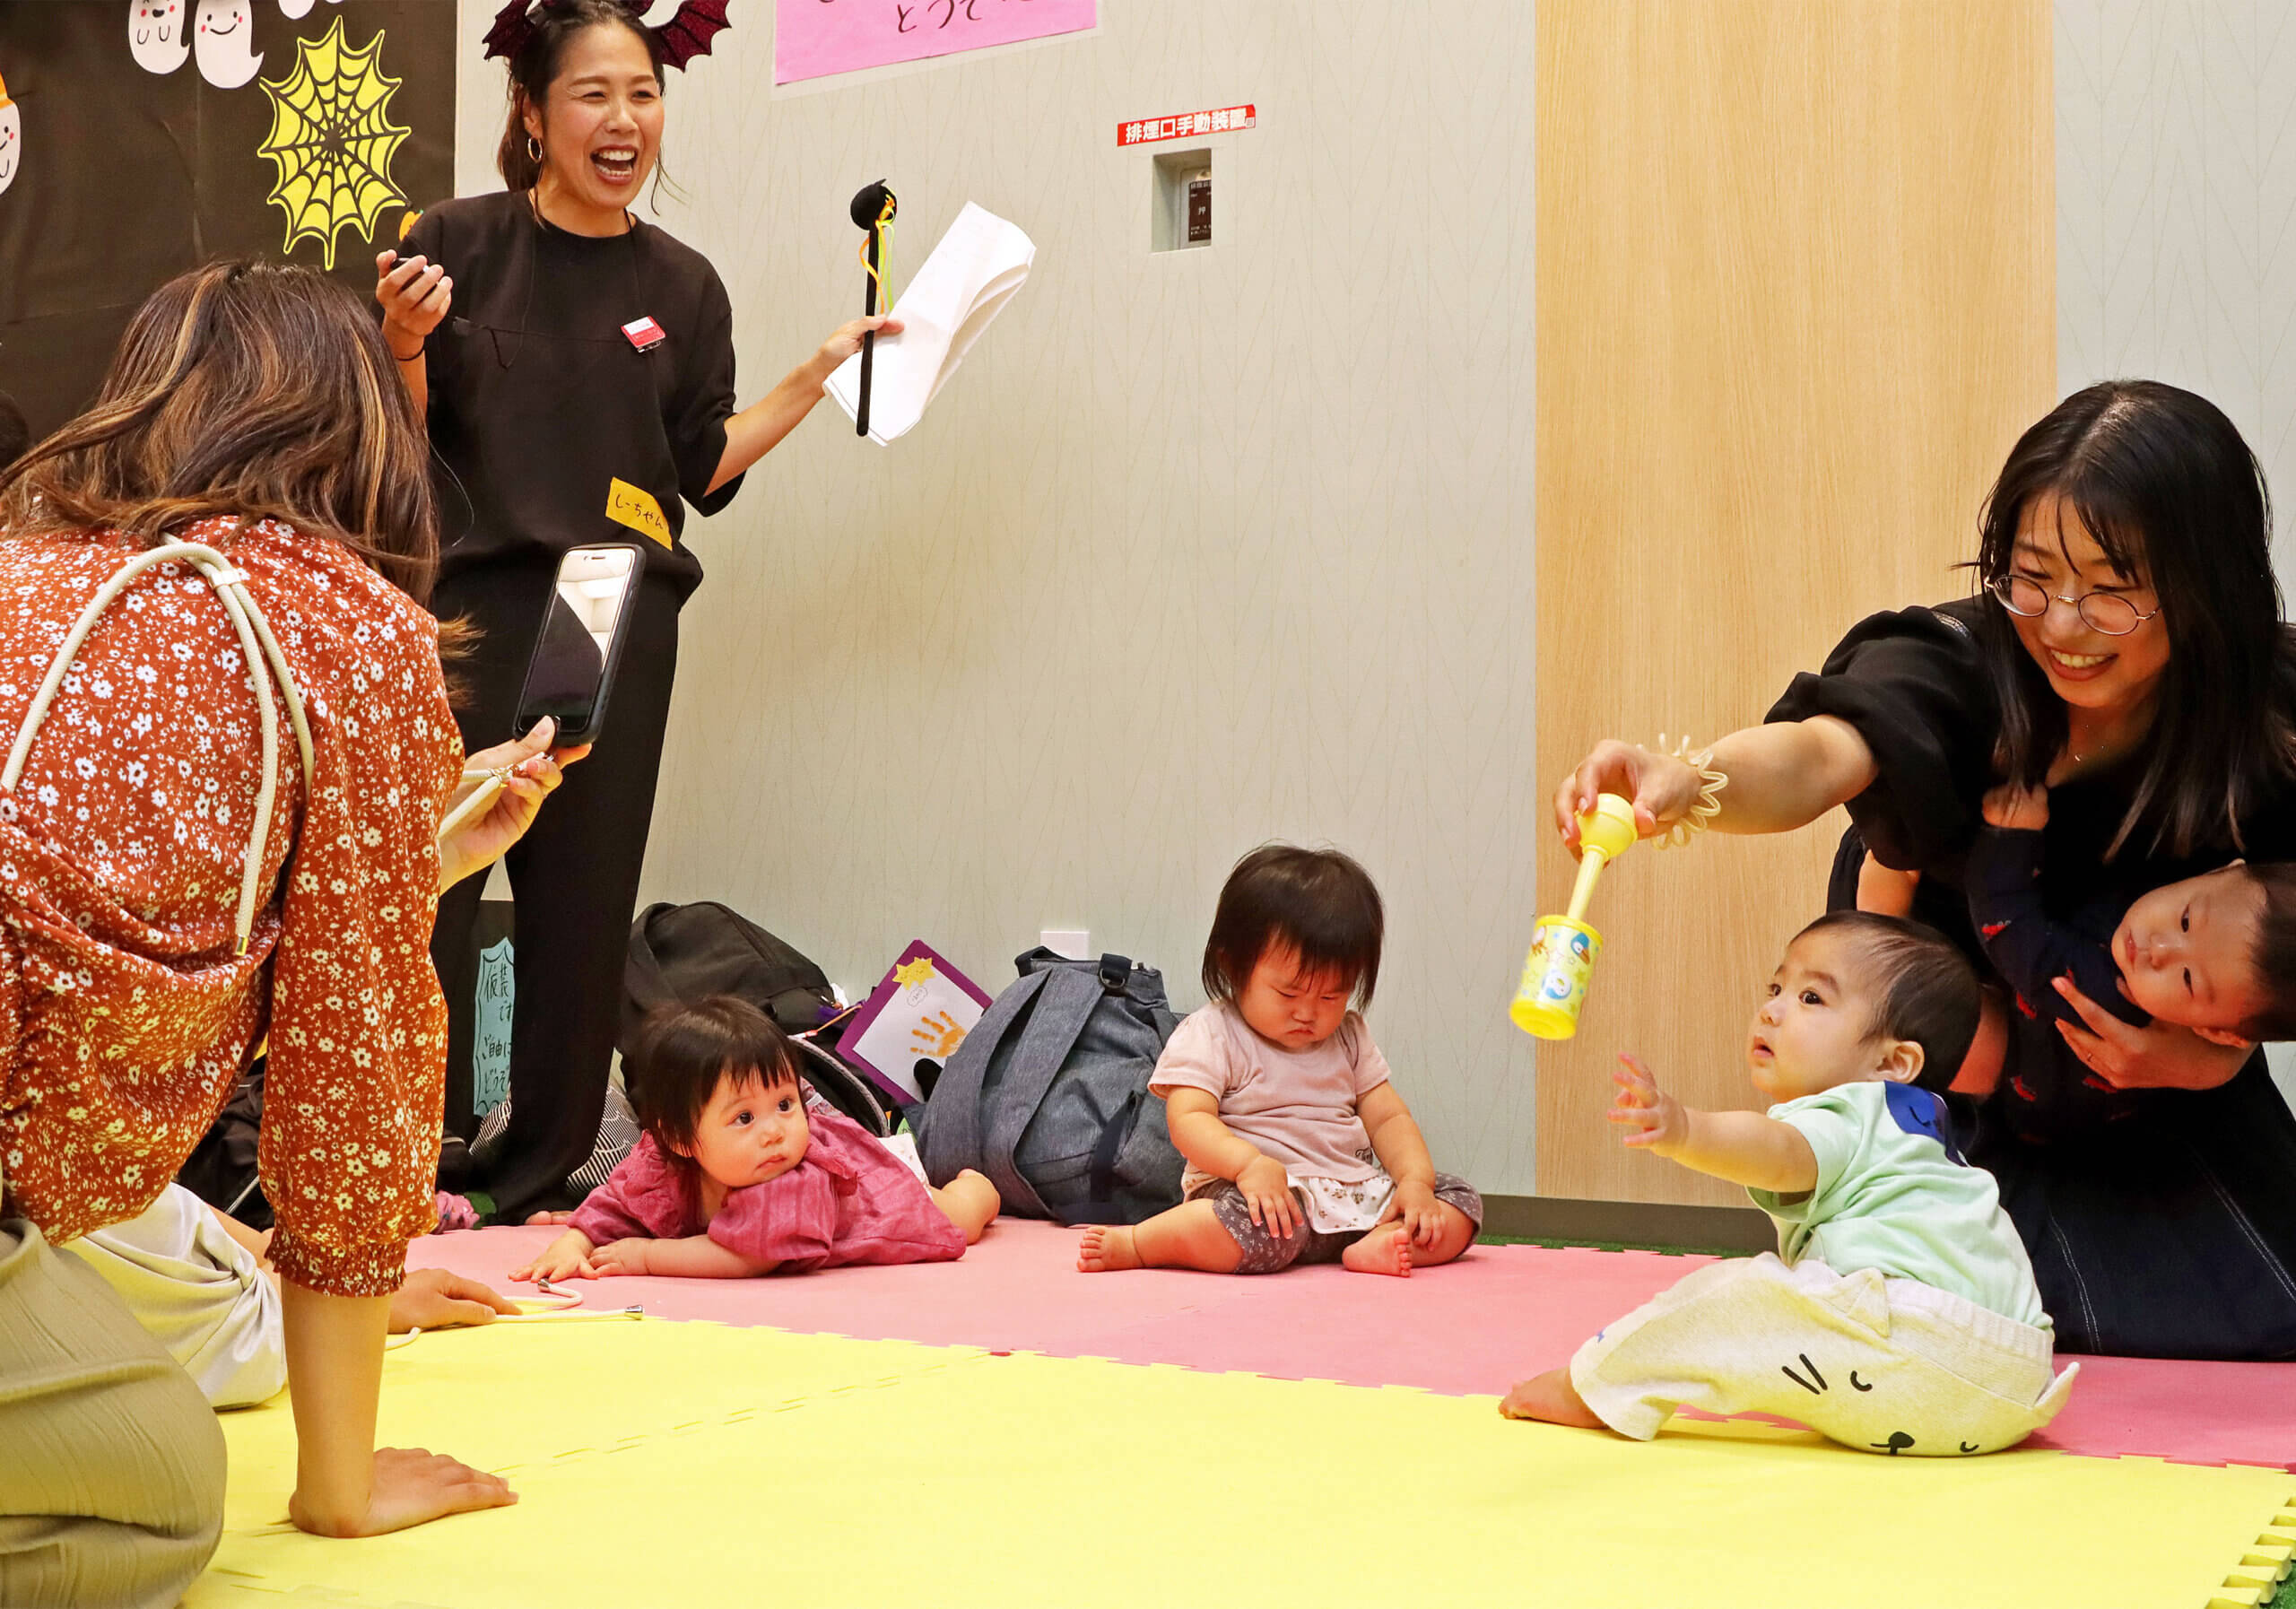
187,1319,2295,1609
204,1318,980,1533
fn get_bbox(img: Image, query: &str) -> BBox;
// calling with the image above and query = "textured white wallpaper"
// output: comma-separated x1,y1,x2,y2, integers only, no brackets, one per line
2057,0,2296,1096
449,3,1545,1191
2057,0,2296,580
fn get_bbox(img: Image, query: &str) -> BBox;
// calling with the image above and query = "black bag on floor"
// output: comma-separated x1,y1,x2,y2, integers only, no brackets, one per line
620,900,893,1135
914,948,1185,1225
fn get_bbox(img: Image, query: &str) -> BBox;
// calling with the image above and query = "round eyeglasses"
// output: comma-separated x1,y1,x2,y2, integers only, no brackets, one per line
1987,575,2161,637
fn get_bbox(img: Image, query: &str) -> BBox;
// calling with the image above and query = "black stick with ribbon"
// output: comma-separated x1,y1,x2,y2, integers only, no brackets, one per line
849,181,896,438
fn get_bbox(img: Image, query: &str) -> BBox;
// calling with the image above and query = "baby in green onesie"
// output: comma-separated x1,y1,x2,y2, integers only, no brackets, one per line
1500,911,2078,1457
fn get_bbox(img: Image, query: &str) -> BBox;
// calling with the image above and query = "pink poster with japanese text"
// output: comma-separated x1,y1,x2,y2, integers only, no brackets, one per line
775,0,1096,85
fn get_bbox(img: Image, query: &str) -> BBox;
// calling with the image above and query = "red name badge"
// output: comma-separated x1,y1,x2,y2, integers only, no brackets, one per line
622,316,665,352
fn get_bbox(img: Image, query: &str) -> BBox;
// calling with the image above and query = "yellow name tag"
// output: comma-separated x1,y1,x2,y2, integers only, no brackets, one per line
605,478,673,549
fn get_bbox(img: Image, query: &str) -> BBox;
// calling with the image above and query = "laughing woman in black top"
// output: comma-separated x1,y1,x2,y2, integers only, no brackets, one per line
1555,381,2296,1360
373,0,894,1220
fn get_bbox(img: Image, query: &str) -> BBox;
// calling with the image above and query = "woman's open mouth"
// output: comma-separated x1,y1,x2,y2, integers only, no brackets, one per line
592,147,639,185
2044,647,2115,682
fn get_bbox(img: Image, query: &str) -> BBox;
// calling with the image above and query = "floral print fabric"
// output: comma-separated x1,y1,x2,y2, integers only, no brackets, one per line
0,517,458,1297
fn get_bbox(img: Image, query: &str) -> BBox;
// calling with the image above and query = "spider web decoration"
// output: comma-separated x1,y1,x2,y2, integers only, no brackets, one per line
257,16,411,271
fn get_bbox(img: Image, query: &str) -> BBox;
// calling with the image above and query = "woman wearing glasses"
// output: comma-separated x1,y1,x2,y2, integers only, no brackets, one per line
1554,380,2296,1360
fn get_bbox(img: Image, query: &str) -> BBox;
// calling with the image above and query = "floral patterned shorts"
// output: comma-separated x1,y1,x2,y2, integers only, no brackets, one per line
1187,1172,1483,1274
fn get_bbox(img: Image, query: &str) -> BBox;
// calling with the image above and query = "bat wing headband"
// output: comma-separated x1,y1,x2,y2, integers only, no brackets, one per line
483,0,734,72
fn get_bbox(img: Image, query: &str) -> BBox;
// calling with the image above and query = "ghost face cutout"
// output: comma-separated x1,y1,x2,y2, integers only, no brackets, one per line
0,96,18,201
129,0,190,74
194,0,263,89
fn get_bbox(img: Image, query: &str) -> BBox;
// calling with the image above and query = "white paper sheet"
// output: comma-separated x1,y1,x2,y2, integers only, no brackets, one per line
824,202,1036,445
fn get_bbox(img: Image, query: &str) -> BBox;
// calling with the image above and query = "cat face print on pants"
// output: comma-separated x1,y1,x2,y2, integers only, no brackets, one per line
1777,1351,1986,1456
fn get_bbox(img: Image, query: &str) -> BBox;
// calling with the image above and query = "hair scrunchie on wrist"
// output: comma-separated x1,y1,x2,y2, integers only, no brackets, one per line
1652,735,1728,848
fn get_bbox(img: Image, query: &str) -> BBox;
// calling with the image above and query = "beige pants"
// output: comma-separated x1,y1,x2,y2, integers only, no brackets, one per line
68,1185,285,1410
1571,1252,2080,1457
0,1215,225,1608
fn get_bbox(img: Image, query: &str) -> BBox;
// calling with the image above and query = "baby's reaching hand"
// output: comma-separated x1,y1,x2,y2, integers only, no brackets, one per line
1608,1055,1688,1157
509,1228,597,1283
1982,781,2049,831
589,1238,654,1277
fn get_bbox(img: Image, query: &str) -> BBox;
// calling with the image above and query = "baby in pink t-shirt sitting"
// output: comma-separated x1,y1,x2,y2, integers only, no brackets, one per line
1078,845,1483,1278
513,997,1000,1283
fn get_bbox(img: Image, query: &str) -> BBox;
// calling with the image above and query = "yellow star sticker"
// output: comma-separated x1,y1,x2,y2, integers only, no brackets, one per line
891,955,937,988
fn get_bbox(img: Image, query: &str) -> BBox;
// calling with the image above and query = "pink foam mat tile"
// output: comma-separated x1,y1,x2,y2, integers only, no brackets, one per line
406,1217,2295,1468
2022,1352,2296,1468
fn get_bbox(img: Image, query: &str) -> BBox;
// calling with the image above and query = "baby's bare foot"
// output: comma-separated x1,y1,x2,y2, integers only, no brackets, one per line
1076,1224,1143,1273
1342,1224,1413,1278
1499,1368,1608,1428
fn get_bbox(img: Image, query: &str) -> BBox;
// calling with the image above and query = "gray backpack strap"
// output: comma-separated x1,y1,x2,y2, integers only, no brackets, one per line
915,967,1048,1191
977,964,1104,1218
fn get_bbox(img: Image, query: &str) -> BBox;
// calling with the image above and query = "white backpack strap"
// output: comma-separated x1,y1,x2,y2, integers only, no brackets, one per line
3,539,311,954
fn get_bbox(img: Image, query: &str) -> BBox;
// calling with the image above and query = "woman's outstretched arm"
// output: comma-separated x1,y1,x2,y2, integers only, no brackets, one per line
706,315,903,493
1552,716,1879,854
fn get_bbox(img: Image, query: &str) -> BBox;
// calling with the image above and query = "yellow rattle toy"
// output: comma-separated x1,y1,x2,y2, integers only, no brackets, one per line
1510,793,1639,1039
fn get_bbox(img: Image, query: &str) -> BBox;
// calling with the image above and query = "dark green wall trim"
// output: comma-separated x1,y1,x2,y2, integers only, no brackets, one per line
1481,1194,1775,1254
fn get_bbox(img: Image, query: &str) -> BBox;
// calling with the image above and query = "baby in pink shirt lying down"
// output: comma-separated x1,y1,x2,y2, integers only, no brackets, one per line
514,996,1000,1282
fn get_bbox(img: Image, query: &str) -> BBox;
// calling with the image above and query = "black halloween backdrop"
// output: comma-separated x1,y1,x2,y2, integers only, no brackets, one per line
0,1,456,439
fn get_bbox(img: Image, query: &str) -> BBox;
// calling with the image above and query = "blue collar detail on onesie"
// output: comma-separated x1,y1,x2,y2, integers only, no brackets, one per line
1883,1082,1963,1165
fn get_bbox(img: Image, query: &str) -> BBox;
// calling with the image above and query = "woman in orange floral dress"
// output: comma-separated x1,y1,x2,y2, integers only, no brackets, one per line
0,261,567,1607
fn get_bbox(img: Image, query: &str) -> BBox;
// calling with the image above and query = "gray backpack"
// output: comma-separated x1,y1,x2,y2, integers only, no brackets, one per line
916,948,1185,1225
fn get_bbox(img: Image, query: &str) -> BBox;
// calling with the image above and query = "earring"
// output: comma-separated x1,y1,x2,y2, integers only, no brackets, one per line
526,135,543,162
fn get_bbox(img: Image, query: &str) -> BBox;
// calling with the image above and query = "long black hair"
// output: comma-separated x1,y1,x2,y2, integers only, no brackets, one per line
495,0,669,197
1971,379,2296,859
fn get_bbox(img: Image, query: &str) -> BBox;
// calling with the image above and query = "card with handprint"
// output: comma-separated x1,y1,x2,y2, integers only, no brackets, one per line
840,941,994,1103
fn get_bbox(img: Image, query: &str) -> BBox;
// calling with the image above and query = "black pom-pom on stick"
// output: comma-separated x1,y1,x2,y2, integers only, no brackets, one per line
850,181,897,438
849,180,895,232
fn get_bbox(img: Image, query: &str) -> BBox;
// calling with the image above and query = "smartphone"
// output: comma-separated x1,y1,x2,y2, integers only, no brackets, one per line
512,544,645,748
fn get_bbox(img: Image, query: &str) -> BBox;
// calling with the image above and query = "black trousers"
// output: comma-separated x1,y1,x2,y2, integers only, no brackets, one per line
430,560,682,1221
1972,1062,2296,1359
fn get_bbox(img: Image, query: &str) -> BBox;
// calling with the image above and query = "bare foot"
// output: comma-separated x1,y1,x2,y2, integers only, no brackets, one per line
1342,1224,1413,1278
1076,1224,1143,1273
1499,1368,1607,1429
